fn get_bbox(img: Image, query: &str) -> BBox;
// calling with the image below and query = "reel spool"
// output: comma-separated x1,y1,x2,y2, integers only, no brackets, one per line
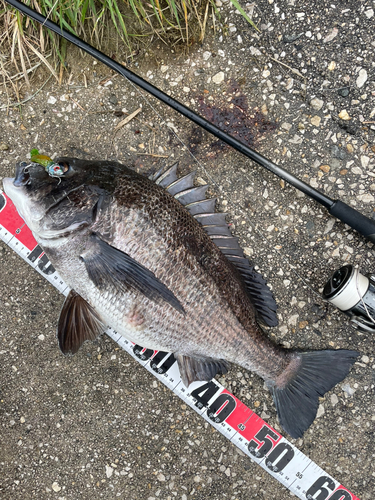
323,264,375,332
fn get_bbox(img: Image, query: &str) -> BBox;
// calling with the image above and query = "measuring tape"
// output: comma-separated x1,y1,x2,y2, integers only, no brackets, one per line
0,190,360,500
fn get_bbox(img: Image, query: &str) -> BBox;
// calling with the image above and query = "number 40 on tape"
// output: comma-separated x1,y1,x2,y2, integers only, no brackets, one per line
0,191,361,500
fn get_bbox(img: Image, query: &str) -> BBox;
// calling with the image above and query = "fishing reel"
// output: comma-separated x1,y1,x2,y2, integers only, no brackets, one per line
323,264,375,333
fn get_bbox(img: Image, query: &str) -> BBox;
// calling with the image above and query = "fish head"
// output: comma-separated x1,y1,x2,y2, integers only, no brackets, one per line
3,157,120,240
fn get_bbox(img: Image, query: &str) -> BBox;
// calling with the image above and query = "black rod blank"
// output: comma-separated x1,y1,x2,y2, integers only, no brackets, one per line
4,0,375,244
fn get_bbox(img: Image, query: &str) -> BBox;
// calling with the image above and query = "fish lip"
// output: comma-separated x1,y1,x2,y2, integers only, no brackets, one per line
13,161,31,187
12,161,47,187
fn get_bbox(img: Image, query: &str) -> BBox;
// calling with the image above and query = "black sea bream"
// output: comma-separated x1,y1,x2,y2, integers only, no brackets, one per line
3,158,359,438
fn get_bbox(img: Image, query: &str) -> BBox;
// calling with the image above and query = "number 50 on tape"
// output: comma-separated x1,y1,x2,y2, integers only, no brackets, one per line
0,191,360,500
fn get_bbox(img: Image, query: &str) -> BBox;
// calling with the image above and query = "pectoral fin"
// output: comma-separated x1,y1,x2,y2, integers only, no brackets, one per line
176,354,230,387
57,290,104,355
81,233,184,314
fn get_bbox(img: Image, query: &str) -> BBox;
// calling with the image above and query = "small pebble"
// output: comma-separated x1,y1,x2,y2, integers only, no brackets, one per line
316,404,325,418
51,482,61,492
330,158,341,169
212,72,225,84
331,145,346,160
320,165,330,173
310,116,321,127
281,122,292,131
0,143,9,151
327,61,336,71
361,156,370,168
338,110,351,120
342,383,356,396
331,394,339,406
356,69,368,88
358,193,374,203
109,94,118,105
286,78,294,90
283,33,303,43
288,314,299,326
338,87,350,97
323,28,338,43
310,98,323,111
105,465,113,478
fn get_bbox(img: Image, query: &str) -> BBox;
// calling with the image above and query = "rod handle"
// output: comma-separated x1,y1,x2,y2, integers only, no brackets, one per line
329,200,375,244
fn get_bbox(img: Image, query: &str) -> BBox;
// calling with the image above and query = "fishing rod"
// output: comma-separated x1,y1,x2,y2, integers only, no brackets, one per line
4,0,375,331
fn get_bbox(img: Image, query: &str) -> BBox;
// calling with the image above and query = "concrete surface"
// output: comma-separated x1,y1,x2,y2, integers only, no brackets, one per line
0,1,374,499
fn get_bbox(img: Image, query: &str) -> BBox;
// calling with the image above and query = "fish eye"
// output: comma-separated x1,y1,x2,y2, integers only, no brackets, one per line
57,162,70,174
47,161,70,177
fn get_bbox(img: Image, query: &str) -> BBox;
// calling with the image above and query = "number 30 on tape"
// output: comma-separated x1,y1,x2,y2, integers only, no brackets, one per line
0,191,360,500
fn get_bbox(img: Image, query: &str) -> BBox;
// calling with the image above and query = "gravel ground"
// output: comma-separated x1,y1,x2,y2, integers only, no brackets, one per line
0,1,374,499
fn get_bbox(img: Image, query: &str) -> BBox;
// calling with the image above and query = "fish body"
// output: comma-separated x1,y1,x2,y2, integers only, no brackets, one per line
3,158,359,438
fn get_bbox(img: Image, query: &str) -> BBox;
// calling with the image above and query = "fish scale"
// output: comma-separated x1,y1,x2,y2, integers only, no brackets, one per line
2,157,359,439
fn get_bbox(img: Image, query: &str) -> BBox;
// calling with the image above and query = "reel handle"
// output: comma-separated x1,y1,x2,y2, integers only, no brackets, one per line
329,200,375,244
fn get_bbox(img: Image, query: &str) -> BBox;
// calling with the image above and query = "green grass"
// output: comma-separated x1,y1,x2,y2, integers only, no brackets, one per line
0,0,257,89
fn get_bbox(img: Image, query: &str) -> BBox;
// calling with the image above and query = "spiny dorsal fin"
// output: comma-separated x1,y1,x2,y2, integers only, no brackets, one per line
185,198,217,215
150,163,278,326
174,185,209,206
166,171,196,196
150,162,178,186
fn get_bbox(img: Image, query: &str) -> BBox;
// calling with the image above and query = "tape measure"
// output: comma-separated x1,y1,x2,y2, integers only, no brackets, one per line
0,190,360,500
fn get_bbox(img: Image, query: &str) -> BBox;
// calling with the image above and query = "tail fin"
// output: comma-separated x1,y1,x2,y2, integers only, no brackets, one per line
271,350,359,439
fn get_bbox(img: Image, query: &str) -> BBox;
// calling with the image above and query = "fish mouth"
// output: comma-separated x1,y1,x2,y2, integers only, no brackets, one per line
13,162,32,187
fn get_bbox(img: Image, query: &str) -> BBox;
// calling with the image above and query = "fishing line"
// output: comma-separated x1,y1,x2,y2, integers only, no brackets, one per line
0,4,367,496
5,0,375,242
5,0,375,312
113,75,323,301
40,0,59,27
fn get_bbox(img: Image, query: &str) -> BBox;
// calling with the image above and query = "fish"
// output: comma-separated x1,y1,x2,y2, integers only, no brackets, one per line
3,157,359,439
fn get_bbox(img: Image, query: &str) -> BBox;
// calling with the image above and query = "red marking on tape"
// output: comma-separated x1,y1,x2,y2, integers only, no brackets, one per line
0,191,362,500
225,395,281,443
15,224,37,250
0,193,38,250
329,486,360,500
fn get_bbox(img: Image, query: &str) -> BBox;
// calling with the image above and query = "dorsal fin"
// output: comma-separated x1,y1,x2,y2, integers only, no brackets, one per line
185,198,217,215
150,162,178,186
174,186,209,205
165,171,196,196
150,164,278,326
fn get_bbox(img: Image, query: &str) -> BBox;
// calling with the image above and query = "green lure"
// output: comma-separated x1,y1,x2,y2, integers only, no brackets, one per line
30,148,67,177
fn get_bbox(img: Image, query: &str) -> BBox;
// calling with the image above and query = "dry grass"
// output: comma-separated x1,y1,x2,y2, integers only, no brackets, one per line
0,0,256,99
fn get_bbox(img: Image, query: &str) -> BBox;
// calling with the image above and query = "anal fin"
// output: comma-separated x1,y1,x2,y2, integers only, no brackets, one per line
176,354,230,387
57,290,105,355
